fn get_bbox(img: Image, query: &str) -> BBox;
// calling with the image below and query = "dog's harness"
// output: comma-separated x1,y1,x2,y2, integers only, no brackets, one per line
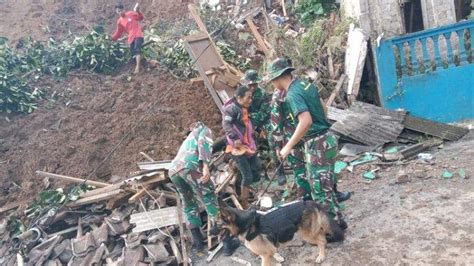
246,201,306,245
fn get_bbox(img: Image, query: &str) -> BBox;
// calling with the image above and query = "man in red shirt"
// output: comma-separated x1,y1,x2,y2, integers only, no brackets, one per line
112,4,145,74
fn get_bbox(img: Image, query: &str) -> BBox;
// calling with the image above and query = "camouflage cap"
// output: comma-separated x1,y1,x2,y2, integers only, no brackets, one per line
265,58,295,81
240,69,262,85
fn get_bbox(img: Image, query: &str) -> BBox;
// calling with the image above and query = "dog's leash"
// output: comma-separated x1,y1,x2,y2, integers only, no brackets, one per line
251,160,285,207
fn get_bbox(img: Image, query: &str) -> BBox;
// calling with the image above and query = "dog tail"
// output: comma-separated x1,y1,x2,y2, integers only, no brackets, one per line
327,214,344,243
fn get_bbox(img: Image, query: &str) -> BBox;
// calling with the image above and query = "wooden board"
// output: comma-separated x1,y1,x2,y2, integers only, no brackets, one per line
184,33,238,111
403,115,469,141
67,189,128,208
130,207,179,233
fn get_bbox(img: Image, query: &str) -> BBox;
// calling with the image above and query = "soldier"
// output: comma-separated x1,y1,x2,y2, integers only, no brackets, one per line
271,86,351,202
241,70,287,185
270,90,310,198
266,58,348,229
168,122,239,254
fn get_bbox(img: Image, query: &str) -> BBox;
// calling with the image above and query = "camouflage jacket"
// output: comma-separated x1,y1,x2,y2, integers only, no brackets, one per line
249,87,272,132
270,90,298,150
168,122,213,176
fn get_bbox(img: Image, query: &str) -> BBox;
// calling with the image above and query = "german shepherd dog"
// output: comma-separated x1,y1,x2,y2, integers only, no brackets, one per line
219,200,344,265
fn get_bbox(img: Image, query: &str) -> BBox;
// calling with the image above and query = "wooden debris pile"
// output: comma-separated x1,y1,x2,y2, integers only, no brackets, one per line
0,152,241,265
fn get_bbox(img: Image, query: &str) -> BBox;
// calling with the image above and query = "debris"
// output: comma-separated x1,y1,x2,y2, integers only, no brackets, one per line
395,171,411,184
334,161,348,174
459,169,466,179
67,189,128,208
330,102,406,146
363,169,379,180
273,253,285,263
349,153,377,167
403,115,469,141
325,74,346,108
206,242,223,263
129,207,179,233
344,24,368,104
36,170,111,188
417,153,434,161
339,143,375,157
231,256,251,266
260,196,273,209
246,17,273,55
442,170,453,179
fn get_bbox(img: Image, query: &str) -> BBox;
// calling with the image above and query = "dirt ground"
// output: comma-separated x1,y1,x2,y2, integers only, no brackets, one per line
199,131,474,265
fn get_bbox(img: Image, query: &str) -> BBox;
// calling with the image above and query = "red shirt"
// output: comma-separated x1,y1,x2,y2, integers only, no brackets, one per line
111,11,144,44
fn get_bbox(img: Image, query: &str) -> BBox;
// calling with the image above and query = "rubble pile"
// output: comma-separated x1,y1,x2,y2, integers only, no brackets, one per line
0,153,238,265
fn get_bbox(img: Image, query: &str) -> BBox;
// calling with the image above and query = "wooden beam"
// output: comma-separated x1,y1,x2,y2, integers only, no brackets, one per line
79,183,124,199
140,152,155,162
128,185,154,204
281,0,288,17
246,17,271,54
326,74,346,108
36,171,110,188
188,4,209,34
67,189,127,208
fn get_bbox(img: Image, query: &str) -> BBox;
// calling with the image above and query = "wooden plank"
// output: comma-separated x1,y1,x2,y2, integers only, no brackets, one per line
128,185,153,204
130,207,179,233
281,0,287,17
67,189,127,208
79,183,124,199
188,4,209,34
326,74,346,108
403,115,469,141
190,77,204,86
0,202,22,214
36,171,110,188
176,196,189,266
139,152,154,162
246,17,270,54
137,160,172,171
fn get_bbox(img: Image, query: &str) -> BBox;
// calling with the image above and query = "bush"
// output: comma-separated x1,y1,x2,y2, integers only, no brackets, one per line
294,0,337,26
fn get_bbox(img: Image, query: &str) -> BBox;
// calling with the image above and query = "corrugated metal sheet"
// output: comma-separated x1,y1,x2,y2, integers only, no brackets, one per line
330,102,406,146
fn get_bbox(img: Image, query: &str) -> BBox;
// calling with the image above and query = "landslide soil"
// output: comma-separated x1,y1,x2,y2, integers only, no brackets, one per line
0,0,221,206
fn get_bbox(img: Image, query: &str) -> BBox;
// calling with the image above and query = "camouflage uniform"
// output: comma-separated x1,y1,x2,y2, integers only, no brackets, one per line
168,122,218,229
266,58,344,222
269,90,310,197
249,86,272,134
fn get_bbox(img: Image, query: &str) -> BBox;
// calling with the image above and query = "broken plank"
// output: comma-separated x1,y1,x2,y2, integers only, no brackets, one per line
176,196,189,266
403,115,469,141
36,171,110,188
137,160,172,171
130,207,179,233
0,202,22,214
67,189,127,208
128,185,154,204
326,74,346,108
206,242,223,262
246,17,270,54
188,4,209,34
190,77,204,86
79,183,125,199
281,0,287,17
139,152,155,162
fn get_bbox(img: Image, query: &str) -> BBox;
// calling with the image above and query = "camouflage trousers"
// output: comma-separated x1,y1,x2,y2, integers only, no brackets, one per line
288,145,309,197
170,169,219,229
304,132,343,221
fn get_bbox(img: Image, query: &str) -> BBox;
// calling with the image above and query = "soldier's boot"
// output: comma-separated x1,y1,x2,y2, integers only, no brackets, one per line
276,166,287,185
190,228,204,251
223,235,240,256
240,186,251,209
334,183,351,202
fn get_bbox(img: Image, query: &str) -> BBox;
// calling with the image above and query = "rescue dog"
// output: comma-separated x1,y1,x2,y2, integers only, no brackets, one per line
219,200,344,265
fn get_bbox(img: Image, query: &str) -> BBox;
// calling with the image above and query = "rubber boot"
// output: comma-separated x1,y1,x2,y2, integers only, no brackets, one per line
240,186,251,209
334,183,351,202
276,166,287,185
223,235,240,256
190,228,204,252
338,219,348,231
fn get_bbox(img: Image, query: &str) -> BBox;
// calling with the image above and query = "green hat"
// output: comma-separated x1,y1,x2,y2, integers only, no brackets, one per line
240,70,262,85
265,58,295,81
